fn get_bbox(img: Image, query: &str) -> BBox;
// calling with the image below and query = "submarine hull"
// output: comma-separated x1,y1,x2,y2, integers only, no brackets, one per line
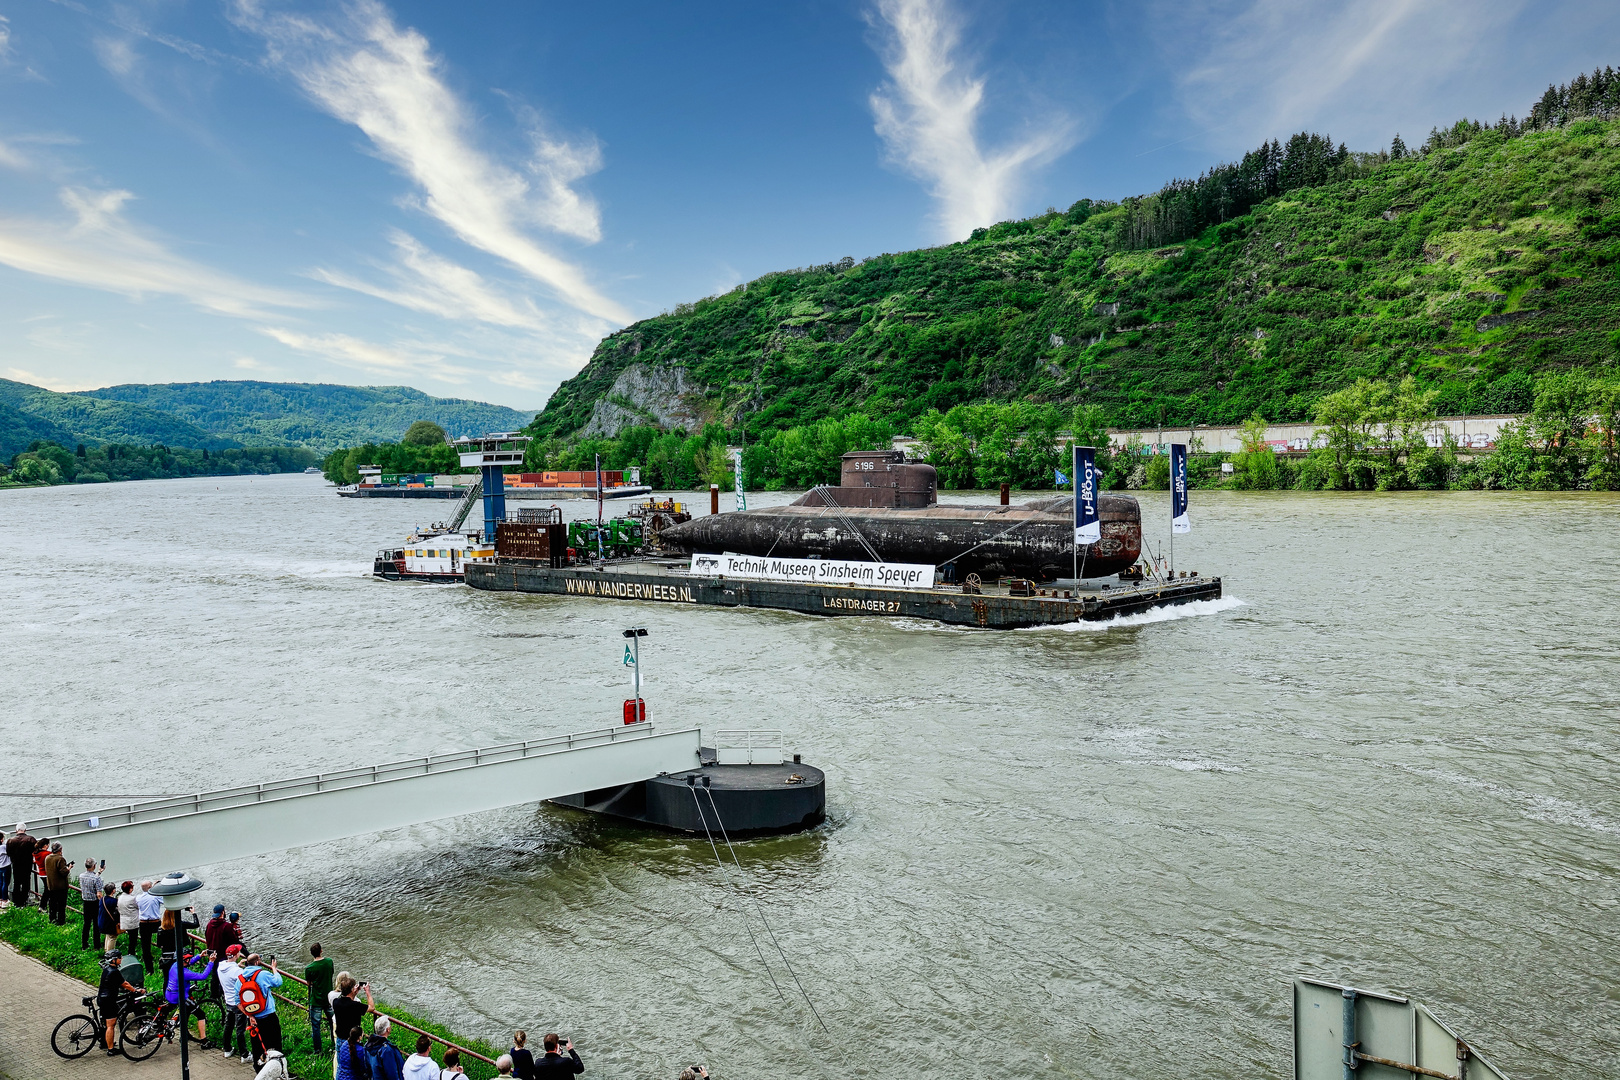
656,494,1141,582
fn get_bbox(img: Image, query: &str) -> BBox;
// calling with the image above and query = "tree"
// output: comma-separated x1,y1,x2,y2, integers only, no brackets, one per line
1390,133,1407,159
1230,413,1279,489
402,420,448,446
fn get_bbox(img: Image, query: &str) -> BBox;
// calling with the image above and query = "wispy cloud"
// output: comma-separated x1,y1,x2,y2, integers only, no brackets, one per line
0,187,311,318
257,325,474,384
311,230,552,331
233,0,627,323
0,15,12,61
868,0,1075,240
1150,0,1534,149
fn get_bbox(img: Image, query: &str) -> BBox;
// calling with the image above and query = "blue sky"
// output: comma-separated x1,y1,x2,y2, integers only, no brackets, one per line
0,0,1613,408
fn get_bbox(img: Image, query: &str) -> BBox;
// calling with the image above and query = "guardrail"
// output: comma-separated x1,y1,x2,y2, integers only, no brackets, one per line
21,724,669,839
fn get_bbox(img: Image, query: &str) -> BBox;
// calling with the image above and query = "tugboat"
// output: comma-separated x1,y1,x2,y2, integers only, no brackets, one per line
372,526,493,583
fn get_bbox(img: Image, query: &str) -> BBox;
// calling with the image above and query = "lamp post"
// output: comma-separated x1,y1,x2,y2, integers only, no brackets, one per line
150,871,204,1080
622,627,647,722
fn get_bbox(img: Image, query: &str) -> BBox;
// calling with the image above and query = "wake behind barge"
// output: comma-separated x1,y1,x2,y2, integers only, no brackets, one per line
466,558,1220,630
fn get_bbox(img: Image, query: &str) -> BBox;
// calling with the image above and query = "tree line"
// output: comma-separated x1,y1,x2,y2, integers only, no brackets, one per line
3,441,318,487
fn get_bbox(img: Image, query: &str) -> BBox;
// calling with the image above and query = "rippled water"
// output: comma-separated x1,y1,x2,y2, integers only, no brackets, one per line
3,475,1617,1079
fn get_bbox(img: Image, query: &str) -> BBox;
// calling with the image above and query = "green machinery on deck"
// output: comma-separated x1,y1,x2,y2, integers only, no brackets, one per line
568,518,645,559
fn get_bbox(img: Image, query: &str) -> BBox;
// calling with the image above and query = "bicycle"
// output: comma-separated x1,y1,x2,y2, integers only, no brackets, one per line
117,991,215,1062
50,992,144,1059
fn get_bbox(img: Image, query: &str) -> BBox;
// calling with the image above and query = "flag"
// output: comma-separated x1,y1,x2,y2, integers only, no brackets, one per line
1074,446,1100,545
732,448,747,511
1170,443,1190,534
623,645,636,667
1054,467,1069,486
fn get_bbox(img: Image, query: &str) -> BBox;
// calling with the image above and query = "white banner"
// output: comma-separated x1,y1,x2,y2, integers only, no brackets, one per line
692,552,935,589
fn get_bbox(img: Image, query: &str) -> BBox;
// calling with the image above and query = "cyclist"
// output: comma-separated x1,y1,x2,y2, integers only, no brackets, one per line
157,949,217,1045
96,949,142,1055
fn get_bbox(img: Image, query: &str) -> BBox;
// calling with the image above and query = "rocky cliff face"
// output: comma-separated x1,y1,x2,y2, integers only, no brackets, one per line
579,363,711,437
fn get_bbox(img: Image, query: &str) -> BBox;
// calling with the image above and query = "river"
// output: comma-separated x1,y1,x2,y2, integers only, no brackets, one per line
2,474,1616,1079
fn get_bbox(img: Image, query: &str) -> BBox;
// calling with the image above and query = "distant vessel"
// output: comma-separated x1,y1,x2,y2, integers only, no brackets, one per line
373,527,493,582
303,466,321,474
500,469,652,501
340,466,469,499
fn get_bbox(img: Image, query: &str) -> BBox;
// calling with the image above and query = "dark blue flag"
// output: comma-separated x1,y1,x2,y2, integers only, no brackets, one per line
1170,443,1189,533
1074,445,1099,545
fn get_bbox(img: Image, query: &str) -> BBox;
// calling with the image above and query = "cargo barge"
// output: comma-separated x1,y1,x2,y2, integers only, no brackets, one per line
466,558,1221,630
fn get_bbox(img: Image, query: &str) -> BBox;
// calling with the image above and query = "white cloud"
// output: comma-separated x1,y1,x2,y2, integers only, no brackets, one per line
0,138,28,171
311,229,555,331
1149,0,1536,150
234,0,627,322
0,15,13,60
868,0,1075,240
258,325,475,385
0,187,312,318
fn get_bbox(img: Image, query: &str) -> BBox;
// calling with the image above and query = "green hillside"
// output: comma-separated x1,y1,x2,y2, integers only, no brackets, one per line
78,381,534,451
0,379,232,450
532,70,1620,441
0,400,76,462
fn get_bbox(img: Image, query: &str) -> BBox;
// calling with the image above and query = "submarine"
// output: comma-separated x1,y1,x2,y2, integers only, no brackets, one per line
654,450,1142,582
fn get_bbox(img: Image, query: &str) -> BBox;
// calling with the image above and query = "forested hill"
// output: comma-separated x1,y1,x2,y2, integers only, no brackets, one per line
77,381,534,451
532,68,1620,440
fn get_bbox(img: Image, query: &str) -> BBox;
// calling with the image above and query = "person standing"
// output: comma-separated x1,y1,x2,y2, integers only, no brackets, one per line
97,882,121,953
509,1032,535,1080
331,974,374,1053
43,842,72,925
116,881,141,958
402,1035,438,1080
335,1026,368,1080
239,953,285,1067
96,949,143,1055
77,859,104,948
365,1016,407,1080
5,826,35,908
438,1048,466,1078
137,880,164,971
218,944,252,1063
533,1035,583,1079
305,943,335,1054
0,831,11,908
31,836,49,907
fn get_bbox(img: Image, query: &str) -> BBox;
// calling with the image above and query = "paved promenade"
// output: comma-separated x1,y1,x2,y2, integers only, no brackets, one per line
0,942,242,1080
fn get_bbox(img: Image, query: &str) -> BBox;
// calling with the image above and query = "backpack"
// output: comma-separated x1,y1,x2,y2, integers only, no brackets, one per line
238,969,269,1016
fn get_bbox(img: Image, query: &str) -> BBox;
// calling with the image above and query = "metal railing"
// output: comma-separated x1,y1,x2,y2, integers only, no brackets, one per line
22,724,673,839
714,730,784,765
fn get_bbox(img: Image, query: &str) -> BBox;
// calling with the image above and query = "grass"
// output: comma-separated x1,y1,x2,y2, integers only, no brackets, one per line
0,903,506,1079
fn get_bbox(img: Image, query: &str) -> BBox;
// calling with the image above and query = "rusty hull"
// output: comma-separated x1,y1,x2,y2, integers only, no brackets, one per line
654,493,1141,581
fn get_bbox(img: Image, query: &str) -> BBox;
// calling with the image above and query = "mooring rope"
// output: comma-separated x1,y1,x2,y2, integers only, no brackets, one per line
699,785,830,1036
687,784,790,1008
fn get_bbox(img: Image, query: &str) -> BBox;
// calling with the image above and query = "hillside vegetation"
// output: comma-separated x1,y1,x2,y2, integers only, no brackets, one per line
0,378,229,453
531,69,1620,446
80,381,533,451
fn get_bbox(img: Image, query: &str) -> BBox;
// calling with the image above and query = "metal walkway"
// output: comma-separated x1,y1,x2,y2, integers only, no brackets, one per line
22,724,702,878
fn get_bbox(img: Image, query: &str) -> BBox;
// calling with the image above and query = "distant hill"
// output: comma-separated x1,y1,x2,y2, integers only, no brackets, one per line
78,381,534,451
0,400,77,461
532,67,1620,439
0,379,233,451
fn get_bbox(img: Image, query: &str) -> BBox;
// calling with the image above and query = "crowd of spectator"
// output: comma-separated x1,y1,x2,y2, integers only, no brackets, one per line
5,825,653,1080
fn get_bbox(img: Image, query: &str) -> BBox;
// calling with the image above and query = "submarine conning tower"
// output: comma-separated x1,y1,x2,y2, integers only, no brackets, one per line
789,450,938,508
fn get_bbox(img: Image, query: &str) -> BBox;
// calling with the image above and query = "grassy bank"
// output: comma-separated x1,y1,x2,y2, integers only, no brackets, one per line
0,904,504,1079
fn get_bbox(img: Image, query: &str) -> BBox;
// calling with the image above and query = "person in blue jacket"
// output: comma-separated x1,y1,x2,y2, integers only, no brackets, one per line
159,949,217,1046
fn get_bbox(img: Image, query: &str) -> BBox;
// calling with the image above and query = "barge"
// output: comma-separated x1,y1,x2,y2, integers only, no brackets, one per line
467,558,1221,630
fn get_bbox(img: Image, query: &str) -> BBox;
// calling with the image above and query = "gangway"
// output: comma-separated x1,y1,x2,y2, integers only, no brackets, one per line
21,724,702,879
448,477,483,533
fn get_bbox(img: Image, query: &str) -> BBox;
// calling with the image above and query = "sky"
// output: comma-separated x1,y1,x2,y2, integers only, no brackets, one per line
0,0,1614,408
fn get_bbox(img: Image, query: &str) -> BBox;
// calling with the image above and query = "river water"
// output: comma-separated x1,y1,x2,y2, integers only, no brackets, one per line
2,474,1616,1080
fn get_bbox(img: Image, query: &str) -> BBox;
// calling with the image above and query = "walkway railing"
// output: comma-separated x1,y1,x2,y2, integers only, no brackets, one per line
22,724,663,839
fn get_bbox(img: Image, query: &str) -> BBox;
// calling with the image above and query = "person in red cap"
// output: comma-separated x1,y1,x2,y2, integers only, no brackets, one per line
216,943,252,1062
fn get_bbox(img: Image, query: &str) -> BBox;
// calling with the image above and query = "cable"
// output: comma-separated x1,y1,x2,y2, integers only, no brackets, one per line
700,785,830,1036
687,784,789,1008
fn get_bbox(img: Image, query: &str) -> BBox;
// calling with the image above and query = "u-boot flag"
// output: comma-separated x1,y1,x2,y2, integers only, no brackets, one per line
1074,445,1100,545
1170,443,1190,534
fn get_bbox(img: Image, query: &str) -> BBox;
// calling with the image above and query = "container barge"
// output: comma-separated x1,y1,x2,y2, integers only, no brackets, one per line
467,558,1220,630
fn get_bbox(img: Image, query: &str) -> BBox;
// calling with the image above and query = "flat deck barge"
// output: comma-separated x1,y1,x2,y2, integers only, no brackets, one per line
466,558,1221,630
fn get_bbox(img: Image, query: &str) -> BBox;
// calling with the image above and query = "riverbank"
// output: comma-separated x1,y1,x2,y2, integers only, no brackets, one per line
0,905,503,1080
